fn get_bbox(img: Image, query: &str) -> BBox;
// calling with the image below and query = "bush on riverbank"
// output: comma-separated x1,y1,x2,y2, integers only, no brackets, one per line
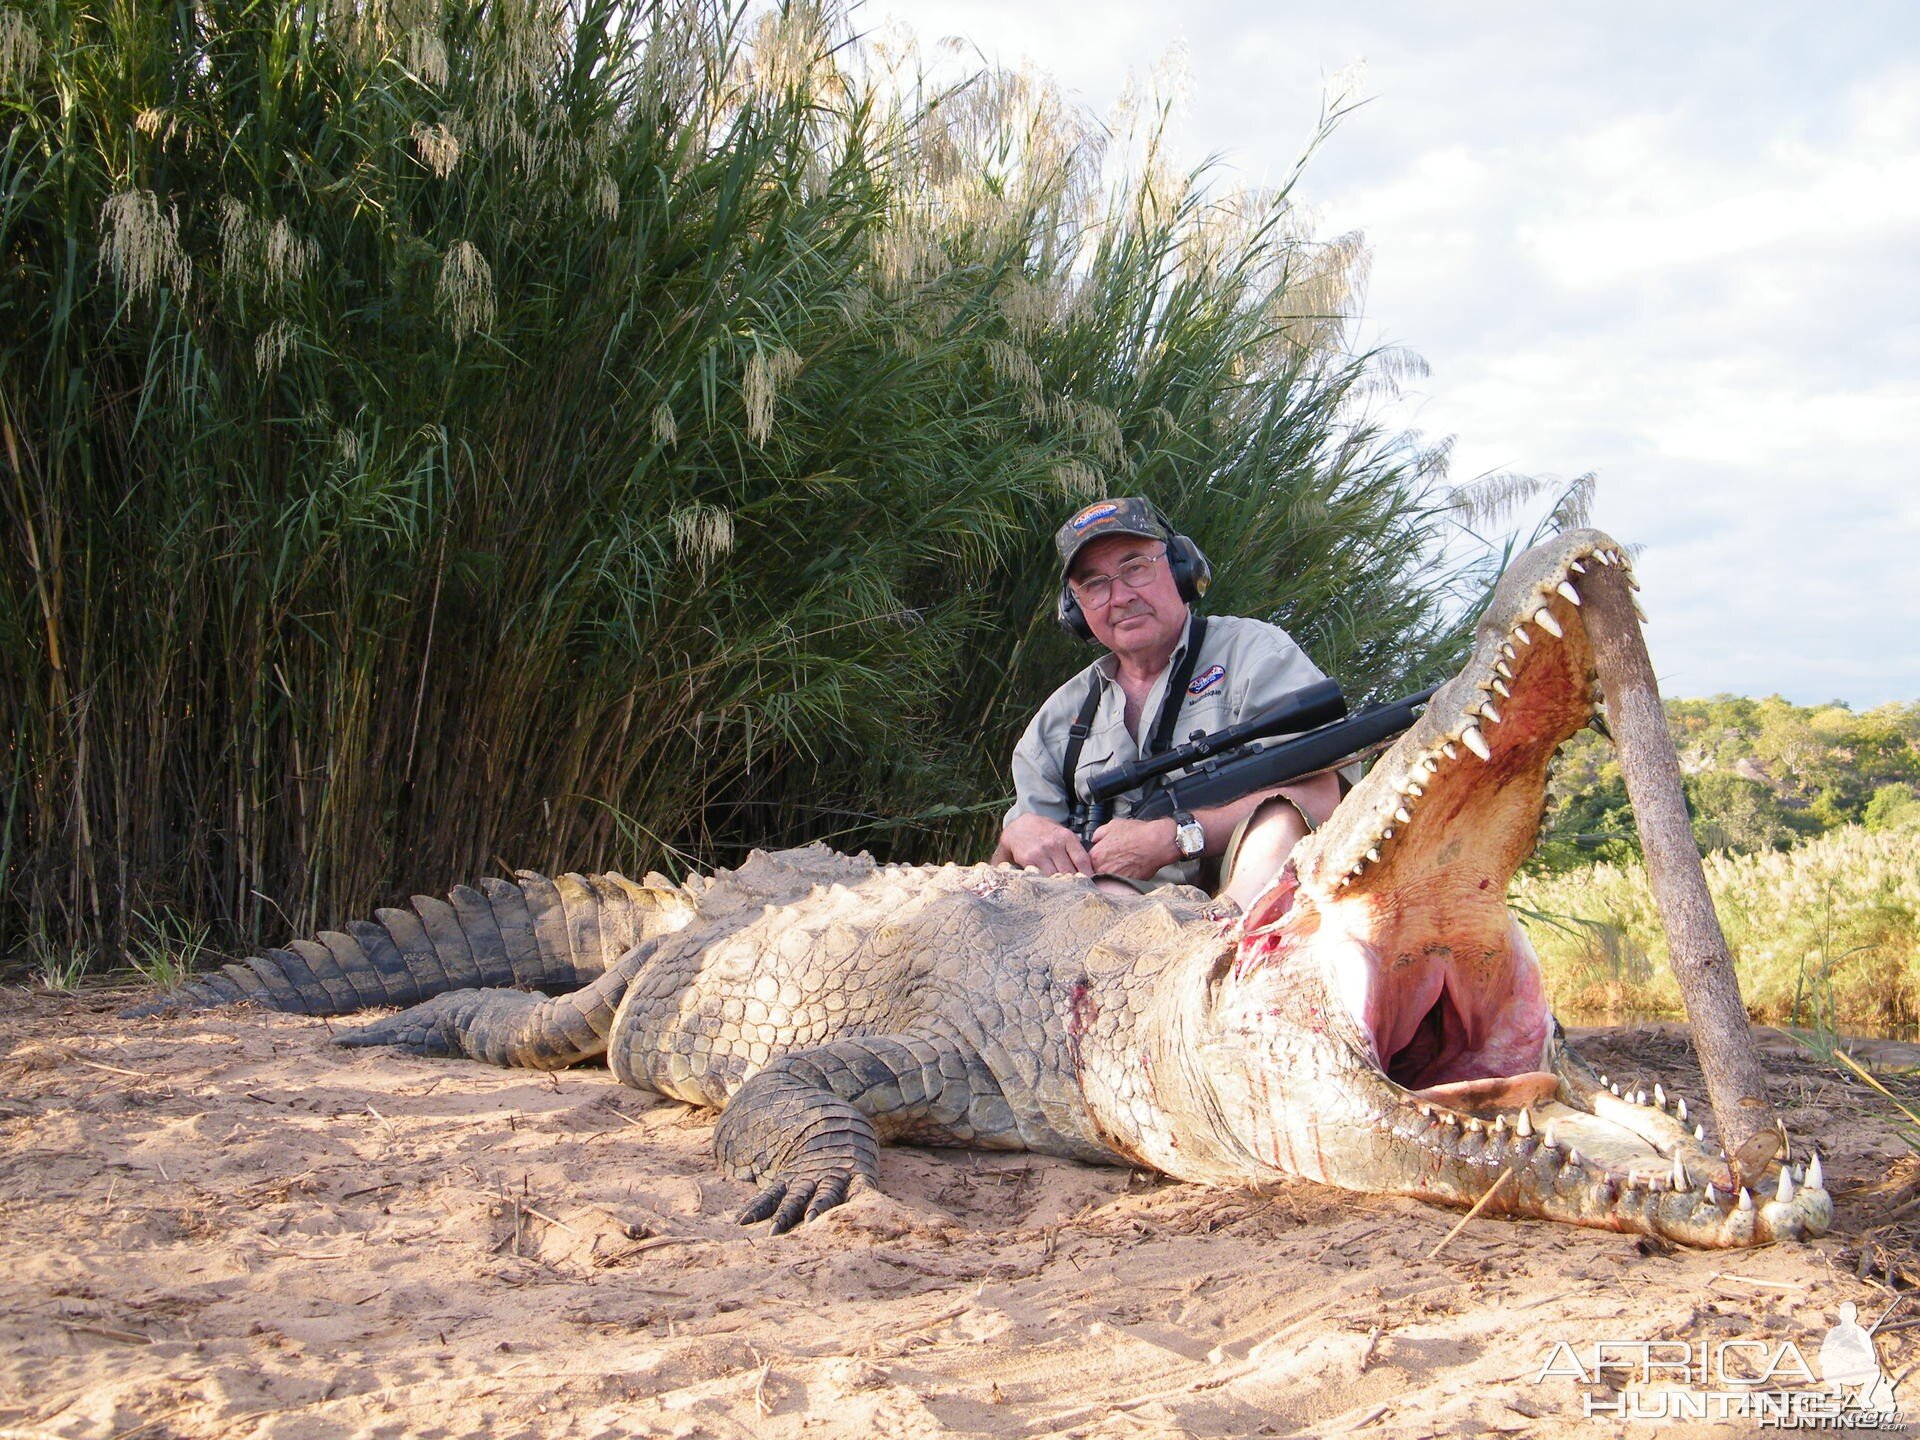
2,1,1476,972
1517,825,1920,1033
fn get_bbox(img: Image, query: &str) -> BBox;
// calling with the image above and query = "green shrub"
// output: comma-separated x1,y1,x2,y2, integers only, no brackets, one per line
0,1,1476,969
1517,826,1920,1032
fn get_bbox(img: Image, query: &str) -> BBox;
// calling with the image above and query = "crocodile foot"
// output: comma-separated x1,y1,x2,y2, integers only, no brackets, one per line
736,1169,866,1234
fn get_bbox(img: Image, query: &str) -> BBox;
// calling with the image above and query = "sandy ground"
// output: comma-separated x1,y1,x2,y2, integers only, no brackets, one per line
5,990,1920,1440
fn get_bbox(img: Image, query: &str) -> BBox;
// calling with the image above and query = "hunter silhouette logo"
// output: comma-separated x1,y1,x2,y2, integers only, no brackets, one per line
1819,1302,1900,1416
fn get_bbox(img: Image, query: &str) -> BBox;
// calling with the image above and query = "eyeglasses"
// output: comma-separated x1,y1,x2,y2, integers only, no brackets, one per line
1069,552,1164,606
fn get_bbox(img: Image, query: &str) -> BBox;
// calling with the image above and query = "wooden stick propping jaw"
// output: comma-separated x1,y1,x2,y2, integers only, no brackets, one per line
1581,562,1780,1180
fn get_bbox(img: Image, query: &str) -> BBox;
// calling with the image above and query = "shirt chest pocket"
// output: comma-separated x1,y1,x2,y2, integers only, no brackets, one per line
1071,745,1121,804
1167,688,1231,745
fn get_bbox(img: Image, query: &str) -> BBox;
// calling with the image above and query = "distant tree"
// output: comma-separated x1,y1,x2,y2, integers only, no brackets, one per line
1685,772,1796,854
1864,784,1920,832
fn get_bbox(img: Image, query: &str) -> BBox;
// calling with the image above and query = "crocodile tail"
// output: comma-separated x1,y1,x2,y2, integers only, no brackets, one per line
121,871,700,1018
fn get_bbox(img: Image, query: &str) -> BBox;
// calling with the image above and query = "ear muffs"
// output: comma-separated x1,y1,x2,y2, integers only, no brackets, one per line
1055,519,1213,642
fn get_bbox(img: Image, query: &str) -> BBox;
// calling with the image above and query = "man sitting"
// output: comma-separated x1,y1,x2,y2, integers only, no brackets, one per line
992,497,1342,912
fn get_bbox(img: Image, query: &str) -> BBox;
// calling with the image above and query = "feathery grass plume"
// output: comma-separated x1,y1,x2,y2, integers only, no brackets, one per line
407,26,449,87
669,503,736,577
589,169,619,218
0,8,37,86
216,196,261,283
412,120,461,177
255,319,298,376
651,402,678,447
263,219,318,293
98,190,191,302
742,345,801,446
436,240,494,341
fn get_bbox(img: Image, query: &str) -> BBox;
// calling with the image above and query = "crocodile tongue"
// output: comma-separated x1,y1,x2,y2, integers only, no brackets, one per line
1412,1072,1561,1111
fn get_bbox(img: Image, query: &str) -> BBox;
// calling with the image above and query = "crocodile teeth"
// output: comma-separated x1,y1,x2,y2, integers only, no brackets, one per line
1777,1168,1795,1203
1403,781,1424,798
1394,806,1412,825
1532,607,1563,638
1634,1089,1648,1107
1695,1123,1706,1142
1609,1081,1621,1096
1566,1146,1583,1168
1381,827,1394,840
1491,678,1511,698
1513,624,1532,645
1366,847,1381,864
1500,643,1517,661
1672,1156,1688,1189
1442,742,1459,760
1653,1083,1666,1109
1481,701,1502,724
1598,1073,1610,1088
1675,1097,1687,1123
1461,726,1491,761
1633,597,1649,623
1495,660,1514,680
1557,580,1581,606
1808,1153,1824,1191
1516,1108,1533,1138
1705,1182,1721,1206
1737,1187,1754,1212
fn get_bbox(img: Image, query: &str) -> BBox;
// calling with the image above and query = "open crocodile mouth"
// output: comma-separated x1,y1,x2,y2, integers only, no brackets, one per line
1235,532,1830,1245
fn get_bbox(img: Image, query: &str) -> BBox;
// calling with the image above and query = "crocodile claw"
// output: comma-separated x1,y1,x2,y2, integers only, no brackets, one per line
737,1170,857,1234
334,992,487,1057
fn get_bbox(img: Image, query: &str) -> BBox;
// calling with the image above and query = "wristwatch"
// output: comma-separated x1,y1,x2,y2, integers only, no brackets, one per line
1172,809,1206,859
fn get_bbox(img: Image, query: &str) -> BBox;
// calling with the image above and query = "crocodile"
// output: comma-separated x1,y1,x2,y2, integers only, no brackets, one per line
128,528,1832,1246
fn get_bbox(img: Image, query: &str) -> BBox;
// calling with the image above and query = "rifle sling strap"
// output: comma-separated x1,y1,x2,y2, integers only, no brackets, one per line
1065,612,1209,808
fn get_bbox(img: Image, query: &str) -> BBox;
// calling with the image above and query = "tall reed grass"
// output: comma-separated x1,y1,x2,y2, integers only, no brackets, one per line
1516,826,1920,1032
2,0,1480,972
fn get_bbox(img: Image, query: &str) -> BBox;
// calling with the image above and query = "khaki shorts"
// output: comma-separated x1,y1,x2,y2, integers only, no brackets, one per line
1095,792,1319,897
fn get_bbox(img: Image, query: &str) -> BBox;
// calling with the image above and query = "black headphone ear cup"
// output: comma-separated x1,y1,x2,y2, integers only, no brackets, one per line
1057,584,1095,642
1166,534,1212,603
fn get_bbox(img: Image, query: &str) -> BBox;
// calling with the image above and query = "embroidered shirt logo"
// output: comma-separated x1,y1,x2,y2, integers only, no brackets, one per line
1188,664,1226,696
1069,502,1121,530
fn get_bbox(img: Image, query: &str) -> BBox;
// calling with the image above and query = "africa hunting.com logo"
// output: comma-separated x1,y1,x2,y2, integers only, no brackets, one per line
1532,1299,1908,1428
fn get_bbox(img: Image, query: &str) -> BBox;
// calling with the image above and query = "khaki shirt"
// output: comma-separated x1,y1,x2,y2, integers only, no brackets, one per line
1005,613,1330,886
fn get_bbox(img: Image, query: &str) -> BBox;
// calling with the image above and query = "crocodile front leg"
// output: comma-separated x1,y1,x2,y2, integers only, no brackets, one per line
333,942,654,1070
715,1031,1006,1234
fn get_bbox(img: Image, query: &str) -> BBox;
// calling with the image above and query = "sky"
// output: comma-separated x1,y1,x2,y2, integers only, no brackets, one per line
868,0,1920,707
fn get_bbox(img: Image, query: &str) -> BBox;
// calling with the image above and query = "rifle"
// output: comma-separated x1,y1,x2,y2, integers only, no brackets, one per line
1071,680,1440,844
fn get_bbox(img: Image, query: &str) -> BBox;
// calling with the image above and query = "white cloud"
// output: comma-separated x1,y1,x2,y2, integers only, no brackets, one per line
867,0,1920,704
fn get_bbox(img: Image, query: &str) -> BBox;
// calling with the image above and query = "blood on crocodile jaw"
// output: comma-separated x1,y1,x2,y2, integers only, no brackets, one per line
1218,533,1830,1246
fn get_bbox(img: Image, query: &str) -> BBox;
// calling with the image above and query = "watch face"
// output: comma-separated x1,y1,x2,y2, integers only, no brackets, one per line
1177,820,1205,857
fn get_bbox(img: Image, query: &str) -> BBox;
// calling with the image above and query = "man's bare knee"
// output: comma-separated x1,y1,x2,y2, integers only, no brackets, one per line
1218,794,1314,909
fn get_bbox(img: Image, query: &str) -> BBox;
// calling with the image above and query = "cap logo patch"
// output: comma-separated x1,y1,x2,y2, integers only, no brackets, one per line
1188,664,1226,696
1069,501,1121,531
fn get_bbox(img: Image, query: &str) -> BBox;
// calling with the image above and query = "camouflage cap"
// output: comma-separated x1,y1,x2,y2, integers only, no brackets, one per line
1053,497,1174,578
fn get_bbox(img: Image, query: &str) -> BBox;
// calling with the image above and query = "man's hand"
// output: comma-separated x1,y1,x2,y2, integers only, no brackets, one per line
1088,816,1178,879
996,813,1095,876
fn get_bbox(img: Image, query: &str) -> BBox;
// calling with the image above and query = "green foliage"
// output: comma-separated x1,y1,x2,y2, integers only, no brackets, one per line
1532,694,1920,873
0,1,1479,970
1516,826,1920,1033
1864,783,1920,832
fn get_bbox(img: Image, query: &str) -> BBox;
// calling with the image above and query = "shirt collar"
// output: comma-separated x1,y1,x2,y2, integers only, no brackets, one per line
1092,611,1200,687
